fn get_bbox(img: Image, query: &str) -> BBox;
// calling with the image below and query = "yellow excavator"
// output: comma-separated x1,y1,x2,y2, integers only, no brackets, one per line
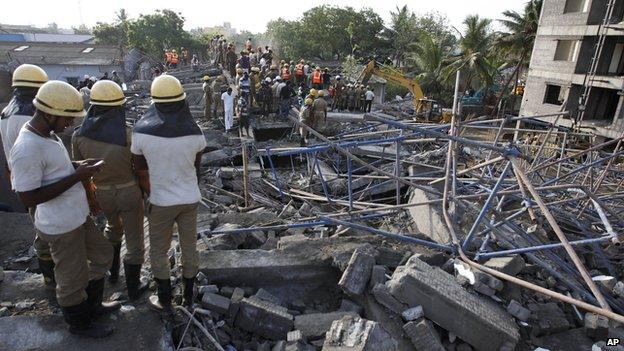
359,60,451,122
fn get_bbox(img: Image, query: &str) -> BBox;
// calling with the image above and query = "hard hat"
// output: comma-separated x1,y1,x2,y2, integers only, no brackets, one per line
265,77,271,83
251,67,260,73
150,75,186,103
318,90,325,97
172,49,177,53
90,80,126,106
309,89,317,97
12,64,48,88
236,68,243,74
280,60,285,65
304,98,313,106
270,64,277,70
202,75,211,81
284,63,290,68
33,80,85,118
300,59,305,64
336,75,341,80
89,76,97,82
315,67,320,71
275,76,282,81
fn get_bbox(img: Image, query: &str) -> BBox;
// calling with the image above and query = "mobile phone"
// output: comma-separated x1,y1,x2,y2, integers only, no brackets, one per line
93,160,105,167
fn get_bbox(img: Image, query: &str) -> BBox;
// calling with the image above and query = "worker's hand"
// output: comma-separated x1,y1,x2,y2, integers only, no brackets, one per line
87,192,102,216
74,163,103,181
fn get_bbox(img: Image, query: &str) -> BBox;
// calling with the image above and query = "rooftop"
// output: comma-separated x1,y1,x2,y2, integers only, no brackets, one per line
0,41,121,66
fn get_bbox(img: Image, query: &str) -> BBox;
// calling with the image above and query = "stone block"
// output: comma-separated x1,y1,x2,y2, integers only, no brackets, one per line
403,319,445,351
294,311,357,340
507,300,531,322
584,313,609,340
201,293,230,315
529,302,571,336
386,255,519,351
227,287,246,324
235,297,294,340
369,265,389,289
254,288,281,306
287,330,304,342
402,306,424,322
198,285,219,295
484,256,526,276
338,248,375,296
339,299,363,316
322,315,398,351
372,283,407,315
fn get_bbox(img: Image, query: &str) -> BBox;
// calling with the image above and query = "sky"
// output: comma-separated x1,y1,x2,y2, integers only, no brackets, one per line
1,0,527,33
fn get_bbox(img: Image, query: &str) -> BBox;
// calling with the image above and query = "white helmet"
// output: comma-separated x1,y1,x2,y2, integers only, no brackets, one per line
265,77,271,83
336,75,341,80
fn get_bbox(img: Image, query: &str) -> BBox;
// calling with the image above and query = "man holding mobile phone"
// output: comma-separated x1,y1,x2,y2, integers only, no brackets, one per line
10,81,119,338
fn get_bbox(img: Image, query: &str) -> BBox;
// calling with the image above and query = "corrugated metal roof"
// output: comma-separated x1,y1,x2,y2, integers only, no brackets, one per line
21,33,94,43
0,34,25,42
0,42,121,66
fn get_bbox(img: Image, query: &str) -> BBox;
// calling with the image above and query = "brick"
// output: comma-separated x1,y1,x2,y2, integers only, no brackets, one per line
323,315,398,351
403,319,445,351
372,283,407,315
197,285,219,294
402,305,424,322
484,256,526,276
287,330,304,342
235,297,294,340
386,255,519,351
294,311,357,340
584,313,609,340
338,247,375,296
227,287,246,324
507,300,531,322
201,292,230,315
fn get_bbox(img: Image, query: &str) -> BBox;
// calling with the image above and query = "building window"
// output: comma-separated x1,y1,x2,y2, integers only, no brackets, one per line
544,84,565,105
554,40,580,61
564,0,589,13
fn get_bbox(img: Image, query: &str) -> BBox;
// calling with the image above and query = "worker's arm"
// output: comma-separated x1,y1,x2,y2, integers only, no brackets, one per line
17,163,102,208
132,154,150,198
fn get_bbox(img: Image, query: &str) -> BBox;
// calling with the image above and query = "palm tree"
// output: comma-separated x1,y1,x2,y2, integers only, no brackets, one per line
491,0,543,115
406,32,449,101
444,15,496,90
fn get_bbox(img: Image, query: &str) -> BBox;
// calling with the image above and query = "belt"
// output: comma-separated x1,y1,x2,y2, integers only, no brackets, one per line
96,180,137,191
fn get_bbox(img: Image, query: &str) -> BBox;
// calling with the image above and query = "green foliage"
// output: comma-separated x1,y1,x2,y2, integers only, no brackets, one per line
72,24,92,35
127,9,191,57
93,9,129,48
385,81,410,101
406,32,452,103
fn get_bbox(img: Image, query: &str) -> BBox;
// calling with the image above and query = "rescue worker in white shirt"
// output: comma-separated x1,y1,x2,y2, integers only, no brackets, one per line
364,86,375,113
131,75,206,316
0,64,55,289
71,80,148,302
10,81,120,338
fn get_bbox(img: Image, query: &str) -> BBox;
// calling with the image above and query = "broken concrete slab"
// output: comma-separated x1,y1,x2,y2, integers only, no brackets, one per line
338,247,375,296
407,187,450,244
201,292,231,315
584,313,609,340
484,256,526,276
403,319,445,351
322,315,398,351
235,296,294,340
369,265,388,288
385,255,519,351
294,311,357,340
0,306,172,351
529,302,571,336
507,300,531,322
371,283,407,315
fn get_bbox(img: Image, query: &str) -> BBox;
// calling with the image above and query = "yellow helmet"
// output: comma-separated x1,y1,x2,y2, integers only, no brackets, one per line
309,89,317,97
304,98,313,106
318,90,325,97
270,64,277,70
202,75,211,81
12,64,48,88
90,80,126,106
150,75,186,103
33,81,85,118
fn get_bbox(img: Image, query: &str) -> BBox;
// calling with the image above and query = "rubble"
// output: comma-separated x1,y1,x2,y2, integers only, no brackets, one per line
235,297,294,340
403,319,445,351
338,247,376,296
322,315,398,351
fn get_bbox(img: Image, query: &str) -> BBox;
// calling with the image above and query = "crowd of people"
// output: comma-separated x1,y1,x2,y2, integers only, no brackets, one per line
1,64,206,338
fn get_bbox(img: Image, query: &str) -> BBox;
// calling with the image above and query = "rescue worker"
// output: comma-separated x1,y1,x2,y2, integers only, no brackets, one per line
305,88,317,103
0,64,53,289
72,80,148,301
279,80,294,119
311,67,323,90
245,37,253,52
10,81,120,337
221,87,237,132
354,84,363,112
180,47,189,66
131,75,206,314
322,68,331,90
212,75,227,117
273,77,284,114
346,84,355,111
294,60,305,85
332,76,345,111
202,76,213,121
364,86,375,113
239,51,251,72
170,50,179,69
281,63,291,82
250,67,260,106
312,90,328,131
258,78,272,117
111,70,123,88
164,50,172,69
299,98,314,146
268,64,279,80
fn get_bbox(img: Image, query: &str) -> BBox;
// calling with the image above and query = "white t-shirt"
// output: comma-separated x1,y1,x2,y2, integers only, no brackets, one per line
131,133,206,207
1,114,31,166
221,92,235,112
10,129,89,235
365,90,375,101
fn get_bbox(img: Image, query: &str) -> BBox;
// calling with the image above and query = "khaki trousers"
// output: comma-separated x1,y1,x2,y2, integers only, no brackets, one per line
28,207,52,260
96,185,145,265
147,203,199,280
38,217,113,307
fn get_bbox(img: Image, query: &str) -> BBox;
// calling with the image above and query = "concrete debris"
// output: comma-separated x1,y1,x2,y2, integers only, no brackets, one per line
201,292,231,315
293,311,357,340
584,313,609,340
529,302,572,336
401,305,424,322
483,256,526,276
322,315,398,351
235,297,294,340
403,319,445,351
338,247,376,296
507,300,531,321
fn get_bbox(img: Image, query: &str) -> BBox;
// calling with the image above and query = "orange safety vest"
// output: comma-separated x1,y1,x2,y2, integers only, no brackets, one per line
312,71,322,84
171,53,179,64
281,68,291,80
165,52,172,63
295,64,304,77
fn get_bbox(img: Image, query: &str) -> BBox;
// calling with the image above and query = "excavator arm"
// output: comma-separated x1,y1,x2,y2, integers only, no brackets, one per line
360,60,425,111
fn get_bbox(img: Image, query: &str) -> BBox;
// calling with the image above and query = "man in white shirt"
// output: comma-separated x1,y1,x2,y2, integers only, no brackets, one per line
0,64,56,288
364,86,375,113
131,75,206,315
221,87,236,132
10,81,119,338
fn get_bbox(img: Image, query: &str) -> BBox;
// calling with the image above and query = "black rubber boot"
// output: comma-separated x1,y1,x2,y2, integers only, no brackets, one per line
61,300,114,338
182,277,195,308
86,278,121,318
37,258,56,290
149,278,175,316
108,244,121,283
123,262,149,301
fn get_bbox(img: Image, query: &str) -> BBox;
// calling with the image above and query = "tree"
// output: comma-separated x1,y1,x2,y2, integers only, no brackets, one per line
490,0,543,114
387,6,418,66
72,24,92,35
406,32,451,102
93,9,129,49
444,15,496,90
127,9,191,58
